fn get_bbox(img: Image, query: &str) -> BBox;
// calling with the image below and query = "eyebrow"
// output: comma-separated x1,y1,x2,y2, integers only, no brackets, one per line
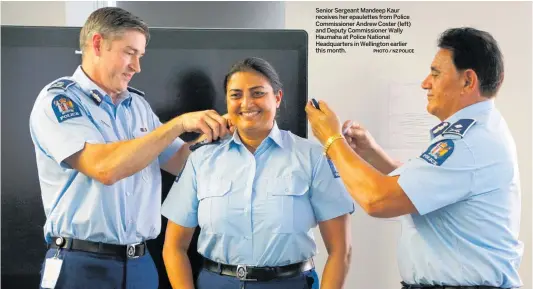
229,86,265,92
431,66,440,73
126,46,144,55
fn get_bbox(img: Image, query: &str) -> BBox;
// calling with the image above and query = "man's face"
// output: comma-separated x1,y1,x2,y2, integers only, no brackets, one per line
421,48,465,120
97,29,146,95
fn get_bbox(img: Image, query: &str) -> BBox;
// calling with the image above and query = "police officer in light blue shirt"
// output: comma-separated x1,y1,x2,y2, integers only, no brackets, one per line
29,7,229,289
161,57,355,289
306,28,523,289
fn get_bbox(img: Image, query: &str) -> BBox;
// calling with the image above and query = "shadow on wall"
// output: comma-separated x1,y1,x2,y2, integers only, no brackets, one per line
159,68,218,142
149,68,218,289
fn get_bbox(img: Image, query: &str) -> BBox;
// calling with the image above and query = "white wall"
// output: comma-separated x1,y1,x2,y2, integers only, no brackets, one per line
286,1,532,288
1,1,67,26
1,1,107,27
2,1,530,288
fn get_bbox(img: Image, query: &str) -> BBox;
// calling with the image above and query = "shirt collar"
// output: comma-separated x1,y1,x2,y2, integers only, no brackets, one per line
72,66,132,106
225,121,284,149
429,99,494,139
445,99,494,124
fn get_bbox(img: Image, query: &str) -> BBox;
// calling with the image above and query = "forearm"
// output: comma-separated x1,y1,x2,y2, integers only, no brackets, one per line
320,252,351,289
359,145,401,175
328,139,396,214
163,247,195,289
91,116,185,184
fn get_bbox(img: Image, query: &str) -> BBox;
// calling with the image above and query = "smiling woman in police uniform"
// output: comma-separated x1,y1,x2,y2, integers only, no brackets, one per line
161,57,355,289
306,27,523,289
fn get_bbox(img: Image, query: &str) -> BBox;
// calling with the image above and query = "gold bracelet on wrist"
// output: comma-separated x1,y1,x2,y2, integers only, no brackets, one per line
323,133,344,157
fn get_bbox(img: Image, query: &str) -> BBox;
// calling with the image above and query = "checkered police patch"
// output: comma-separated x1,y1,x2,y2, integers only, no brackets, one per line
420,139,455,166
51,95,82,123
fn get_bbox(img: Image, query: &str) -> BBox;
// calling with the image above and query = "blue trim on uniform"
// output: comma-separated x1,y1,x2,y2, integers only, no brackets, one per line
127,86,145,97
327,158,340,178
47,79,76,91
442,119,476,138
430,122,450,139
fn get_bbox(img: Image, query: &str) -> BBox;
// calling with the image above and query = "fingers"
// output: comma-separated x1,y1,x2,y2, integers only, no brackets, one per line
305,100,318,116
202,115,221,140
221,113,235,134
196,120,213,142
342,120,353,135
206,110,230,138
317,100,333,115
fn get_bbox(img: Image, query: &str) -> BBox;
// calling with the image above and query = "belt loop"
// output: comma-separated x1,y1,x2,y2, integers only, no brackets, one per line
217,262,222,274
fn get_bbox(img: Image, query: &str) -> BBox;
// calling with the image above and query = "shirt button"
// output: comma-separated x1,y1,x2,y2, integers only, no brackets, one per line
126,191,131,196
285,188,289,192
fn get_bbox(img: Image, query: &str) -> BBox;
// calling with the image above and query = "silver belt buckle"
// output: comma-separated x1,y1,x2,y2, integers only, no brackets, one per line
236,265,257,281
126,242,142,259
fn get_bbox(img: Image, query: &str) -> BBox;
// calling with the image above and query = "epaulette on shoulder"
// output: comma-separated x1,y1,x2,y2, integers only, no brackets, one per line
442,118,476,138
47,78,76,92
189,138,222,152
127,86,145,97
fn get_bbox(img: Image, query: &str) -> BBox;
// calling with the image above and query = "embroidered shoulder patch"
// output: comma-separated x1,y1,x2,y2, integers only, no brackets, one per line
47,79,76,91
420,139,455,166
442,119,476,138
51,95,82,123
127,86,145,97
327,158,340,178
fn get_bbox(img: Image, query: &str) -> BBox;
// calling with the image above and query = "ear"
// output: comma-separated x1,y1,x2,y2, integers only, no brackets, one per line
275,89,283,108
92,33,105,57
463,69,478,91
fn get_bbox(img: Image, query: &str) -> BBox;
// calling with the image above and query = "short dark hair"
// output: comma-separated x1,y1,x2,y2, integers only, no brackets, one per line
223,57,282,93
438,27,504,98
80,7,150,53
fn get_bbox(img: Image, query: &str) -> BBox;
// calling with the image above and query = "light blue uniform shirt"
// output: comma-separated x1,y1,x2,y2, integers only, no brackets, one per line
161,123,355,266
390,100,523,288
29,66,184,245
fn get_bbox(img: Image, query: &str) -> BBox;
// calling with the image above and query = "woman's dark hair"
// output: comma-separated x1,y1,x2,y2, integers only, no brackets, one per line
223,57,282,93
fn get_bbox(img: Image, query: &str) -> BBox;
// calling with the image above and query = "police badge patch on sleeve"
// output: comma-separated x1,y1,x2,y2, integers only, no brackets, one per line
327,158,340,178
51,95,82,123
420,139,455,166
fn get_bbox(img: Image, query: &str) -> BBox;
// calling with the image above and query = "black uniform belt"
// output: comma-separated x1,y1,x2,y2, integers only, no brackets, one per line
203,258,314,282
401,281,507,289
48,237,146,259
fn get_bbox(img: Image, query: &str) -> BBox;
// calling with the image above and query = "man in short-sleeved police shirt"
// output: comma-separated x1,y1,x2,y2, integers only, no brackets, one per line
306,27,523,288
30,7,229,289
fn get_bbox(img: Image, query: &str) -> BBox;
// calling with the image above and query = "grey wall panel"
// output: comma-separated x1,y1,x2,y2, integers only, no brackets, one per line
117,1,285,29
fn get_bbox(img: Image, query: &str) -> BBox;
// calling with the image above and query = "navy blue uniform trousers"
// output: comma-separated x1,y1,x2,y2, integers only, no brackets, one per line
196,268,319,289
39,248,158,289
